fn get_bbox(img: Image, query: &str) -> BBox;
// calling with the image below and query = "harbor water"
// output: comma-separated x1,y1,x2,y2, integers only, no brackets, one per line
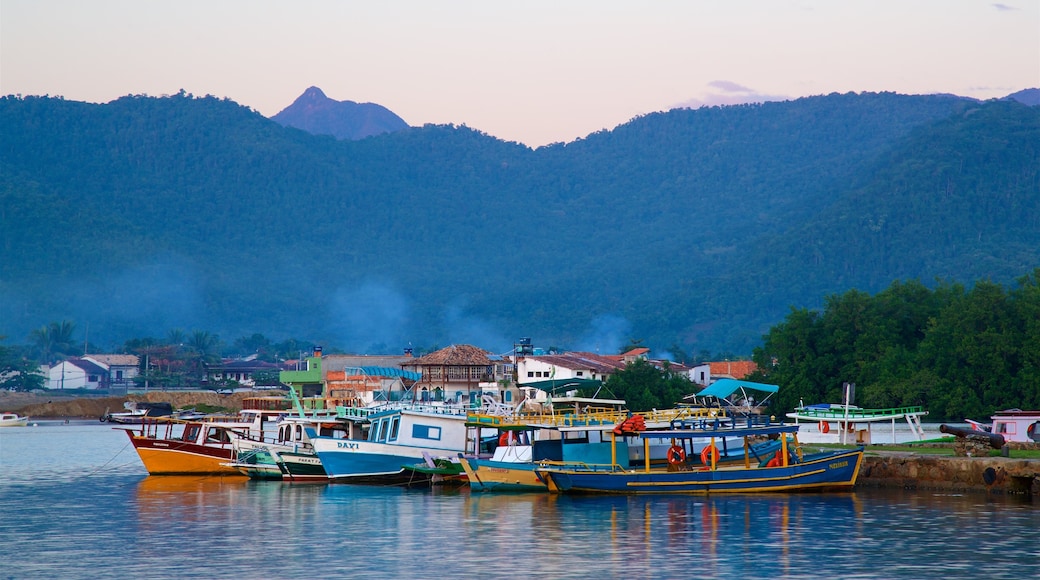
1,421,1038,579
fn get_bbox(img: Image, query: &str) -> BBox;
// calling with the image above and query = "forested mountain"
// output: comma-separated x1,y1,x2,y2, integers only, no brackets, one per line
271,86,409,139
1,91,1037,356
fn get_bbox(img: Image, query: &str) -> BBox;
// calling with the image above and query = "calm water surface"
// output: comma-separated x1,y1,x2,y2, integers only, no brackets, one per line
1,422,1038,579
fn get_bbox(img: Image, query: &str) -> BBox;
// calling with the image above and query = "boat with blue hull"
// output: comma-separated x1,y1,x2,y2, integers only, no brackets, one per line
535,421,864,495
309,404,473,484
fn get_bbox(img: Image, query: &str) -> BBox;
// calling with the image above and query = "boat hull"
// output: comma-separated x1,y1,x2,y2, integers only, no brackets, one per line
127,433,244,476
537,448,864,495
312,440,462,484
278,451,330,483
459,457,545,492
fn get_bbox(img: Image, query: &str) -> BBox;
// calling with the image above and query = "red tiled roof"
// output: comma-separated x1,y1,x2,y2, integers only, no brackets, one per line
528,352,627,374
708,360,758,379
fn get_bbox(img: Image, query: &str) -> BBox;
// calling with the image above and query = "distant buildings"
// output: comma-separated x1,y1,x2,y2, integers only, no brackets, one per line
44,355,140,391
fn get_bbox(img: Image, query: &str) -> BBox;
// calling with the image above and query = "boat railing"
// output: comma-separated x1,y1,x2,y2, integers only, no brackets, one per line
537,459,627,473
467,406,729,430
792,405,927,420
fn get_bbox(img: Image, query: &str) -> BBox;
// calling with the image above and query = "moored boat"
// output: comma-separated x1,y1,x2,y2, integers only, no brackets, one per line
310,403,473,485
786,403,929,444
534,419,864,495
119,400,290,475
0,412,29,427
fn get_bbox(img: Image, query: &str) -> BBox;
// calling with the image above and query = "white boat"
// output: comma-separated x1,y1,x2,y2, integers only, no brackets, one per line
967,409,1040,443
100,401,174,424
786,403,930,444
0,412,29,427
310,403,474,484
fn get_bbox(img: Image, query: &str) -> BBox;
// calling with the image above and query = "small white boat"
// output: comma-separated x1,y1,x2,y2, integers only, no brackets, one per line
0,412,30,427
786,403,930,444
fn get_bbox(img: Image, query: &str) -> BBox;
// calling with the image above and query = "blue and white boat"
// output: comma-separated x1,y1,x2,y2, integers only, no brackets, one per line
309,404,472,484
534,419,864,495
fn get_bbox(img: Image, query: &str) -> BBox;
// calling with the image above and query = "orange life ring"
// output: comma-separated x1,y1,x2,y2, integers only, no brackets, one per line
667,444,686,466
819,421,830,433
700,444,719,466
498,432,510,446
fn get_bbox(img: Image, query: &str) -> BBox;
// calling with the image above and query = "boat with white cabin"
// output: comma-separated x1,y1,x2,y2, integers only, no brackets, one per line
0,412,29,427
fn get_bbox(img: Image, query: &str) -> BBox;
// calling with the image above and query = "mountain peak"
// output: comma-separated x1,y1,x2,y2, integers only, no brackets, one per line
272,87,409,140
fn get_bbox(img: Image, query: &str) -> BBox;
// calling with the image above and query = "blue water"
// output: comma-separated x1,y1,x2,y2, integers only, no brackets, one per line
1,422,1038,579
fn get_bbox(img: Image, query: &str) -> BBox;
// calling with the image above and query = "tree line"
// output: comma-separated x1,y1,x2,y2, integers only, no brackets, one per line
748,271,1040,422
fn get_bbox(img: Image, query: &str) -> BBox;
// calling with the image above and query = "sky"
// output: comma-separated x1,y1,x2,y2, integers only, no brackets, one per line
2,0,1038,147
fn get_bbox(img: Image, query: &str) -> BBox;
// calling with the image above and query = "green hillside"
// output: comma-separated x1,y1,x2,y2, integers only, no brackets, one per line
1,91,1036,355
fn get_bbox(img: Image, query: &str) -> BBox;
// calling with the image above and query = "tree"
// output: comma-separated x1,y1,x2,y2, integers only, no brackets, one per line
598,358,694,411
0,336,45,391
28,320,77,364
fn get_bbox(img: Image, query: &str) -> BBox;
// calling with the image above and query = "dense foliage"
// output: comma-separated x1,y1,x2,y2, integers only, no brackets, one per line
751,271,1040,421
590,358,695,411
1,92,1038,356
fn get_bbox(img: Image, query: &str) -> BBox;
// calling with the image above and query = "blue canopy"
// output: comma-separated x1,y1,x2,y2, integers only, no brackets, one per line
696,378,779,399
344,366,422,381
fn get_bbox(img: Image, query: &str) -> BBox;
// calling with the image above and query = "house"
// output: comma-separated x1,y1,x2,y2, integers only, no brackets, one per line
46,358,110,390
205,358,282,387
322,352,419,405
83,354,140,392
516,351,626,384
403,344,499,405
690,360,759,386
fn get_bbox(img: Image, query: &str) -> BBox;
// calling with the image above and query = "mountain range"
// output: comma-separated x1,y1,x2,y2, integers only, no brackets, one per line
0,88,1037,357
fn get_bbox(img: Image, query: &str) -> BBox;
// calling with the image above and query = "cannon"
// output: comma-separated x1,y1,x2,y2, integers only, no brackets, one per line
940,424,1005,449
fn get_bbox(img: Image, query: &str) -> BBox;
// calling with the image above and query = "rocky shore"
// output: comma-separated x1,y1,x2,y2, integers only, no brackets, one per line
0,390,255,420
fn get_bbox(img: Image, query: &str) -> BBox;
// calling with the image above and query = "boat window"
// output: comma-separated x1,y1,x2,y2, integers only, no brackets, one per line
372,419,388,442
411,424,442,441
206,428,228,443
389,417,400,441
183,425,201,442
295,425,303,440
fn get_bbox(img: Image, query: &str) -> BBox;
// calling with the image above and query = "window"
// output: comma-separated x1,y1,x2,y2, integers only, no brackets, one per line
576,371,584,377
412,424,442,440
527,371,534,378
389,417,400,441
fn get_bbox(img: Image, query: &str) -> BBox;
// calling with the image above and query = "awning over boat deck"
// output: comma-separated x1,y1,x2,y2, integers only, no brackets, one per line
696,378,779,399
519,378,602,394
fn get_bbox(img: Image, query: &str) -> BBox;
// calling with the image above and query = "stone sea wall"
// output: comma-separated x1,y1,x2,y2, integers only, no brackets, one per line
859,453,1040,495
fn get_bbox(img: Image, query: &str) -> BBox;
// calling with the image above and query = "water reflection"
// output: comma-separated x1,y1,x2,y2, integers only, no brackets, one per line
2,467,1037,578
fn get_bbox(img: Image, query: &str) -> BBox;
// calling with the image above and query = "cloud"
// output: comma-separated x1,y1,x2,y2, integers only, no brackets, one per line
672,81,790,110
991,3,1017,10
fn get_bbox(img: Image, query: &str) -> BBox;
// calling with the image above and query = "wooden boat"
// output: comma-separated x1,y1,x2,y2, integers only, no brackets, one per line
459,398,769,493
534,419,864,495
228,416,356,482
119,402,290,475
0,412,29,427
967,409,1040,443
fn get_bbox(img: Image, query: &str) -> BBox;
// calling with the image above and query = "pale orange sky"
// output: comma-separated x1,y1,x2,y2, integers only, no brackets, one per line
2,0,1037,147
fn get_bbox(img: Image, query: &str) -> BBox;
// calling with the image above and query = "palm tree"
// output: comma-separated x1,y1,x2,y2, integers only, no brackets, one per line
29,320,76,364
